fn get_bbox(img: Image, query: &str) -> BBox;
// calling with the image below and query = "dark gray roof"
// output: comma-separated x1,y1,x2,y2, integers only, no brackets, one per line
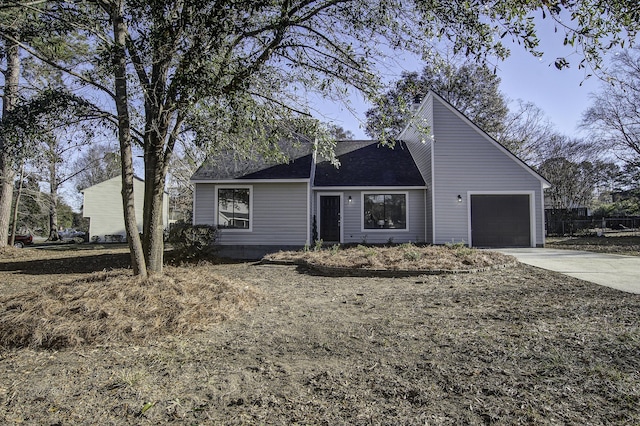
191,139,314,181
191,139,425,187
314,141,425,187
238,154,313,180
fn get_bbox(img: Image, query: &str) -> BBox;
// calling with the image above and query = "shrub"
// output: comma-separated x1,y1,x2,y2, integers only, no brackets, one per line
167,223,218,260
403,250,421,261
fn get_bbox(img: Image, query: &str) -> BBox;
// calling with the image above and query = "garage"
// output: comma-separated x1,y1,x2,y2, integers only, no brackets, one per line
470,194,531,247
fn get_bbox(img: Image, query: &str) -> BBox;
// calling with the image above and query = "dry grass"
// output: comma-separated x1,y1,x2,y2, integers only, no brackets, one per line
0,264,260,350
548,235,640,256
0,246,45,260
0,246,639,424
265,243,515,271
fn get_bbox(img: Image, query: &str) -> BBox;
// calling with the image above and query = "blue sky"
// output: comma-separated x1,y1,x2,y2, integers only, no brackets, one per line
310,16,608,140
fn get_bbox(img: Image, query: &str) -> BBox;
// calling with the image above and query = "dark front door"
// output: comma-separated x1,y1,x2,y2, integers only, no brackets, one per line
320,195,341,242
471,194,531,247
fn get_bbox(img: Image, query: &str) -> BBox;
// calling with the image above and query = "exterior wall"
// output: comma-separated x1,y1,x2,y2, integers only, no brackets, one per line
316,189,426,245
399,101,434,146
194,182,309,246
82,177,169,241
193,183,216,225
430,98,545,246
405,134,434,244
424,187,433,244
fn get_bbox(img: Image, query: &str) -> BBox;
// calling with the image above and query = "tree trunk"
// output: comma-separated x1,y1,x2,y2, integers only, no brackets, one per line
142,113,182,274
48,159,60,241
0,33,20,248
0,162,15,248
110,2,147,277
143,144,167,274
9,165,24,246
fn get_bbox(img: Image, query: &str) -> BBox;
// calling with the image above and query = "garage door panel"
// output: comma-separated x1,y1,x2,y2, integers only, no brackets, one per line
471,194,530,247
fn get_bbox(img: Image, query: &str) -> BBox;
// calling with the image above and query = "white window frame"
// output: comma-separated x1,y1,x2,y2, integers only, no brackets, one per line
215,185,253,232
361,191,410,233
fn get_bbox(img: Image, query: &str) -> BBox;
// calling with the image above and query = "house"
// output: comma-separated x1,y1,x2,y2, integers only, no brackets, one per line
82,176,169,242
191,91,550,258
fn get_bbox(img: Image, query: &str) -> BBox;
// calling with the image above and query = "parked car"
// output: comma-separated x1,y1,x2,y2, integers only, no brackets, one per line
9,233,33,248
58,228,86,241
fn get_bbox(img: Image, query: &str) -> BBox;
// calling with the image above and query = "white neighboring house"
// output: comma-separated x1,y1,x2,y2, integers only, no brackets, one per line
82,176,169,242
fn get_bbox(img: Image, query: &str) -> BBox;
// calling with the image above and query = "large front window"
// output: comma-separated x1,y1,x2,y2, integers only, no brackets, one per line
363,193,406,229
218,188,250,229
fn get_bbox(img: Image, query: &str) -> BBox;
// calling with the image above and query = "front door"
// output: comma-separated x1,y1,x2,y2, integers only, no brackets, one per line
320,195,341,242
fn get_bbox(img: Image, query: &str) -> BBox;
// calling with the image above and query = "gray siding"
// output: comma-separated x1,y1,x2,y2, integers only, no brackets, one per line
401,102,433,243
193,183,216,225
430,98,545,246
405,125,432,186
405,125,433,244
195,182,309,246
424,189,432,244
322,189,426,245
400,101,434,145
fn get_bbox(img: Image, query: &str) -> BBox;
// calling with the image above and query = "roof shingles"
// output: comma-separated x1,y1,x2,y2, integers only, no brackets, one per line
191,140,425,187
314,141,425,187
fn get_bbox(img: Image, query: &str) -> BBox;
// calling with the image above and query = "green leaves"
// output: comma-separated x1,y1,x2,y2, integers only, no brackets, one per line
0,88,108,167
365,59,508,141
554,57,570,70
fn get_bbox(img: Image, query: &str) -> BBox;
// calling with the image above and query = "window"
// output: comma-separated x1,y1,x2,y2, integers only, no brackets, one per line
363,193,407,229
217,188,250,229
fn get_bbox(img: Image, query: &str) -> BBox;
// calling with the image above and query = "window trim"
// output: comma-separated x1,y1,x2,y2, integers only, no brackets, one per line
215,185,253,232
361,191,410,232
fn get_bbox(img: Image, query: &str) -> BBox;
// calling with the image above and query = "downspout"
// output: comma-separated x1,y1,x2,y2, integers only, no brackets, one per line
539,188,546,247
424,186,427,244
308,138,318,246
431,136,436,244
192,182,197,224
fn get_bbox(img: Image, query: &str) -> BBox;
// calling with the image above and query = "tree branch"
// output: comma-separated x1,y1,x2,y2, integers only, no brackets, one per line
0,31,117,99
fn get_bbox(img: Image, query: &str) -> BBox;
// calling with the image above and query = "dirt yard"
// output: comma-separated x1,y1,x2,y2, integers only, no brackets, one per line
547,235,640,257
1,246,639,424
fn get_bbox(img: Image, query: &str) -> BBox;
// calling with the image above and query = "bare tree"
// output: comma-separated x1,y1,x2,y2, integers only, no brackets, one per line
73,144,121,191
582,48,640,166
538,135,615,214
166,139,206,225
496,100,558,165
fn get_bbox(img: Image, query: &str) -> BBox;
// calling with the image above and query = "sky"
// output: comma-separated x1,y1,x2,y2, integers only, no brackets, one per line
308,15,609,140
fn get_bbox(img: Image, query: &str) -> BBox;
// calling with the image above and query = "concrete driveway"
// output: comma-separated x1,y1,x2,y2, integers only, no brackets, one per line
495,248,640,294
